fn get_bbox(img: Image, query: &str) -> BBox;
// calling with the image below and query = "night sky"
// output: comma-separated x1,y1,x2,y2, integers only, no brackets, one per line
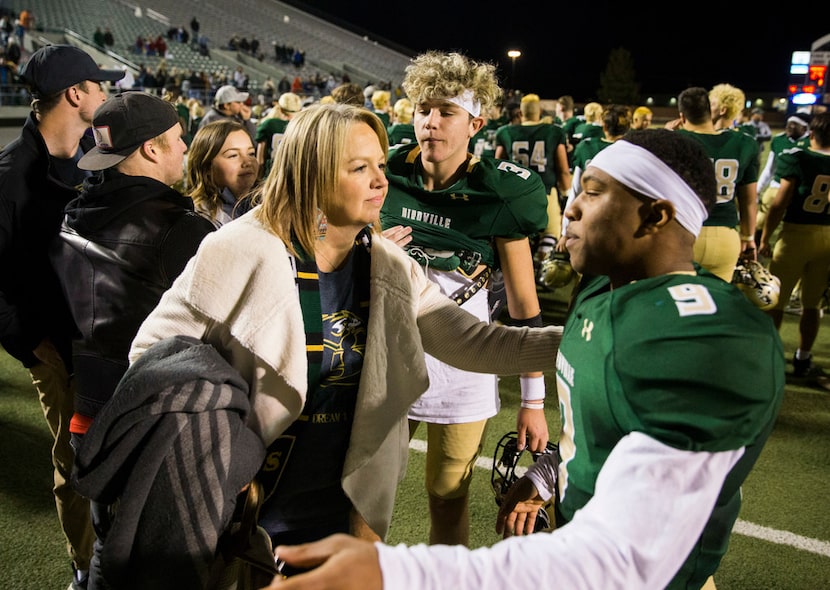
303,1,829,101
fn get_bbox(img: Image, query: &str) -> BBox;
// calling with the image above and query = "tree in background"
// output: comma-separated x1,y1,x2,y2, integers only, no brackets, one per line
598,47,640,105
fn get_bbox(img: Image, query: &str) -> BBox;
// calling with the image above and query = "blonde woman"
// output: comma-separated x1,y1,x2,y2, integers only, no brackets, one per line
130,103,562,573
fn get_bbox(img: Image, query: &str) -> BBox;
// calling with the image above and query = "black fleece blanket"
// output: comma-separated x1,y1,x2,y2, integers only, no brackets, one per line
73,335,266,589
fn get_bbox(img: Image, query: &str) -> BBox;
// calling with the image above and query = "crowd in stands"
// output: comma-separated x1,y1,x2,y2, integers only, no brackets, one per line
226,32,261,59
0,3,402,112
0,7,32,104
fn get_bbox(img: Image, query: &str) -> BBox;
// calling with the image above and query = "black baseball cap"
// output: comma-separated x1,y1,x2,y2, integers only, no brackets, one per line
78,92,181,171
21,44,125,97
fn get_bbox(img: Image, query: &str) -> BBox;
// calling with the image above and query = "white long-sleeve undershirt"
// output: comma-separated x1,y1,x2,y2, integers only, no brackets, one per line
377,432,743,590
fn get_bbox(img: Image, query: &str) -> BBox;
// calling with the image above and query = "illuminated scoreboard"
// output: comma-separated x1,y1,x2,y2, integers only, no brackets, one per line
788,50,829,110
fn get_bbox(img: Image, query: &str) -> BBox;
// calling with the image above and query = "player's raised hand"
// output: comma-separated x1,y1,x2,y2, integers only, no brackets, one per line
496,476,546,538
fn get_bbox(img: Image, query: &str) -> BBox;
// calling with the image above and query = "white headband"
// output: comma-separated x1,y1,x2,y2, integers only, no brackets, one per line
787,114,810,127
588,140,708,237
446,89,481,117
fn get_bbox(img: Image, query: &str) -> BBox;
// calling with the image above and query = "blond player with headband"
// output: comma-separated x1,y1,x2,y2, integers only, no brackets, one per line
378,51,550,548
263,129,785,590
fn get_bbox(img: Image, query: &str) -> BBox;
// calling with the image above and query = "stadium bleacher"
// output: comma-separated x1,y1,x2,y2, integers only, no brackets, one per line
1,0,411,105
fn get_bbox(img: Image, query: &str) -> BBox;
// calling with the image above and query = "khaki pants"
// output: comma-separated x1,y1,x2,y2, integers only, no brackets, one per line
410,419,488,499
29,339,94,571
693,226,741,282
544,187,562,239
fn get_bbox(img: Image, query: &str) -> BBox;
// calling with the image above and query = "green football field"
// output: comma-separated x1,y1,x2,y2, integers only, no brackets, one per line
1,284,829,589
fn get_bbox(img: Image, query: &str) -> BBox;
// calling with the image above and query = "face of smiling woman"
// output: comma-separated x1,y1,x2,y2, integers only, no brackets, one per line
211,129,259,199
325,121,388,231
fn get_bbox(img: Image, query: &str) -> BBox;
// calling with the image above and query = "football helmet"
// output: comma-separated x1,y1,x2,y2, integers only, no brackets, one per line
491,431,558,533
732,260,781,311
539,250,576,289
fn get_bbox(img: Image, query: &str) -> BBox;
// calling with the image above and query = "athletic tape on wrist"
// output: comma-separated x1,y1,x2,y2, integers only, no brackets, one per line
520,375,546,402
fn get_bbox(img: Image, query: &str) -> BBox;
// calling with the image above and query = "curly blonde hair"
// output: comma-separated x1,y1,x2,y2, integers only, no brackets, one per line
709,83,745,123
401,51,502,113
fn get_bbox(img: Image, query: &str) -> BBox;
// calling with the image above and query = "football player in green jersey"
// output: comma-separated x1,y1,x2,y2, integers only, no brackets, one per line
758,111,830,379
262,129,785,590
571,101,605,146
255,92,301,177
756,112,811,235
670,86,760,281
370,89,392,129
387,97,416,148
379,51,550,547
554,94,580,170
734,107,758,140
494,93,572,267
560,104,631,239
468,101,506,159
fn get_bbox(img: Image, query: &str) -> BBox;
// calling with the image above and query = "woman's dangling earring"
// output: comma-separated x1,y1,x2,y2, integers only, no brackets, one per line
317,210,328,239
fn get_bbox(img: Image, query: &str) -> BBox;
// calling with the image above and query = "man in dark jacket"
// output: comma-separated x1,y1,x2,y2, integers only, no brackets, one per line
50,90,215,588
51,91,215,433
0,44,124,590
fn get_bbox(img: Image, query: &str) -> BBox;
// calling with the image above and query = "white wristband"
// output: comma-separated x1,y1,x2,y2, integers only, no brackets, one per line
520,376,545,403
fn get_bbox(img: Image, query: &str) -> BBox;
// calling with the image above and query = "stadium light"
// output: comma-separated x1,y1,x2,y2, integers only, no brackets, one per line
507,49,521,89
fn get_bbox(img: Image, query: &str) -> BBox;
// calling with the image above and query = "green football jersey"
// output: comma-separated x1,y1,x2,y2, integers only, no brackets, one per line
255,117,289,174
738,123,757,139
558,116,582,170
381,143,547,272
572,122,604,144
373,110,391,129
775,147,830,225
468,119,502,159
556,271,784,587
572,136,615,173
559,116,582,143
767,132,811,183
387,123,416,148
677,129,760,227
494,122,568,192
